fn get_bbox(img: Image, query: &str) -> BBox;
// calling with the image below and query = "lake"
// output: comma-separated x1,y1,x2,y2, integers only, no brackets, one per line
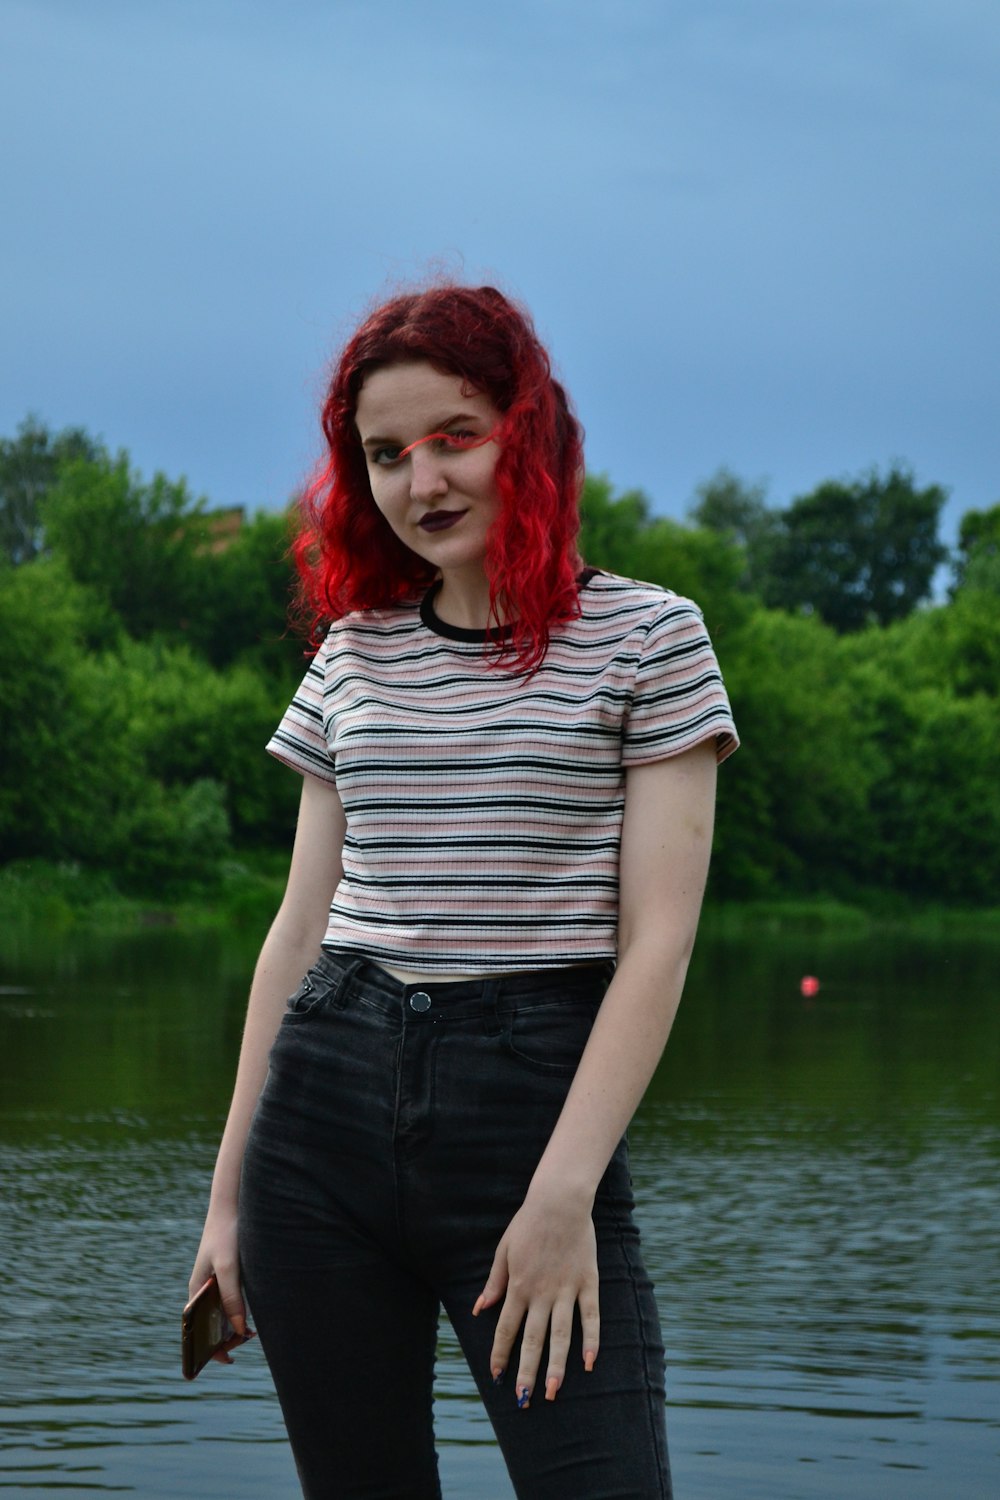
0,919,997,1498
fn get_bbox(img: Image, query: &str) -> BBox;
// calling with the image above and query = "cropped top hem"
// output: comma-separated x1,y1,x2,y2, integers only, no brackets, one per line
326,945,617,983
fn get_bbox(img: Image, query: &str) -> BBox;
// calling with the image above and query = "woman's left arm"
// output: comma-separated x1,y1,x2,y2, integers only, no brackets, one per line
475,740,718,1406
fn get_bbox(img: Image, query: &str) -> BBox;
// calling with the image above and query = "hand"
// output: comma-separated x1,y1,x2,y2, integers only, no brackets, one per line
472,1186,599,1408
188,1203,250,1364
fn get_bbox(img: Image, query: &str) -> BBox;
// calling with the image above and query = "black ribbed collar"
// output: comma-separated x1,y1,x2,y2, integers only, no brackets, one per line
419,570,601,642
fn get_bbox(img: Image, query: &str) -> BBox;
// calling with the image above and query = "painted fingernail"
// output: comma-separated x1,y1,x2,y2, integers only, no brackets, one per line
472,1295,485,1317
545,1377,559,1402
517,1386,531,1409
492,1367,505,1386
584,1349,596,1372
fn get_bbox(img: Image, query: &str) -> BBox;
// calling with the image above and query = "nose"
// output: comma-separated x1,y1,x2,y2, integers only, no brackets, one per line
408,444,448,504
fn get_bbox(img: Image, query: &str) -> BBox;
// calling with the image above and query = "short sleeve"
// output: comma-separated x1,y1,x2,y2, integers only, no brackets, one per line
265,633,338,784
621,598,739,766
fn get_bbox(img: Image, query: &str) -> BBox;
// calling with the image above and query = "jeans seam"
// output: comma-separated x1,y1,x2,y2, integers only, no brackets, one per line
612,1199,671,1499
331,956,364,1010
392,1024,405,1241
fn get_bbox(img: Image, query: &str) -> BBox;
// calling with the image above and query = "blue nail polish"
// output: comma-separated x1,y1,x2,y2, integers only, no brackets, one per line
517,1387,530,1409
492,1369,505,1386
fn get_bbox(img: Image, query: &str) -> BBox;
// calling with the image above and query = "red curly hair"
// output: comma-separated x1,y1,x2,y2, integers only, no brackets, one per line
292,284,585,671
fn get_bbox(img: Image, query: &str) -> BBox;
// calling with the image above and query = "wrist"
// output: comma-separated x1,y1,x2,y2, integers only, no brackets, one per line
524,1167,596,1215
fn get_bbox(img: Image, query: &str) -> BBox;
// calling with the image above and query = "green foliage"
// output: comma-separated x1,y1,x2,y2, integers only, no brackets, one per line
711,608,883,896
688,467,780,596
180,508,298,677
846,588,1000,701
0,585,299,891
0,433,301,892
0,415,102,566
578,474,652,573
95,637,299,843
692,463,949,632
580,475,751,639
41,451,204,640
952,501,1000,596
867,686,1000,900
0,557,120,855
808,604,1000,902
36,434,298,676
761,466,948,631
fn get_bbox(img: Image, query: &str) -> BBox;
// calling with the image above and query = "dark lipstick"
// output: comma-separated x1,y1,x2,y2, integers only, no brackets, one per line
419,511,465,532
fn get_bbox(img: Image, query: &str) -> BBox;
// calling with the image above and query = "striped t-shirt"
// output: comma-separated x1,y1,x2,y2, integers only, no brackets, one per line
267,571,738,973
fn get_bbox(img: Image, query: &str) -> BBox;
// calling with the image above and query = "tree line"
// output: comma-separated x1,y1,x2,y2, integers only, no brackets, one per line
2,416,998,904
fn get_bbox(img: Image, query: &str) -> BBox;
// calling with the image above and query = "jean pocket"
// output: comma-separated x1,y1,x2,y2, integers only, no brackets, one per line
282,968,337,1024
502,999,600,1075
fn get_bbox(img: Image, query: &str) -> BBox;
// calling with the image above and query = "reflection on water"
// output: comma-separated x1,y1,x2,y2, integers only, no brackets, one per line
0,925,997,1498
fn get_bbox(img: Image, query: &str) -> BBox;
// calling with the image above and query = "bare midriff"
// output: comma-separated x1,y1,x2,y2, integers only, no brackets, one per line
377,961,605,985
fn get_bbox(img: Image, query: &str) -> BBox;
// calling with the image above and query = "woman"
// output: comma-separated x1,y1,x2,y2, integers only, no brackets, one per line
189,283,737,1500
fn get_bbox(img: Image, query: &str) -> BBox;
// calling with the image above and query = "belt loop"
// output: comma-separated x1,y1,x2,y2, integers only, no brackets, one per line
332,956,363,1011
481,977,502,1037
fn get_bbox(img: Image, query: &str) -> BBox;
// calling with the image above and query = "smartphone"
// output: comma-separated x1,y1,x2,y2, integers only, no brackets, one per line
181,1275,254,1380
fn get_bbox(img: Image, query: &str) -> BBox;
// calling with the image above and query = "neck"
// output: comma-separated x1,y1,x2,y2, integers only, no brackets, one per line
433,570,505,632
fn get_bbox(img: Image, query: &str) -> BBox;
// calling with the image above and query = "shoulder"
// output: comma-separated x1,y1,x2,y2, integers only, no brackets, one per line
588,574,739,764
577,571,706,636
317,597,425,656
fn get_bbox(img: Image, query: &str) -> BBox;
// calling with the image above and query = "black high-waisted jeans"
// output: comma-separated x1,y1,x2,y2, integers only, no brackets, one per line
239,950,672,1500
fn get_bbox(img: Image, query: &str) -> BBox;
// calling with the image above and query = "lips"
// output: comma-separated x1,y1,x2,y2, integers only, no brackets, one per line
418,510,466,532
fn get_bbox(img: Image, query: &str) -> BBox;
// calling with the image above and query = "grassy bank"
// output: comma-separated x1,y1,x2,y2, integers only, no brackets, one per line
0,855,288,937
698,897,1000,939
2,857,998,942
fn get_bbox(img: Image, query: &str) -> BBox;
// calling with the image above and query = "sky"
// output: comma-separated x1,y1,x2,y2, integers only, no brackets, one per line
2,0,998,546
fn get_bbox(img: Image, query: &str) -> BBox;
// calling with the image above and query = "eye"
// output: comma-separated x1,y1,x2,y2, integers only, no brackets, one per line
370,444,403,467
437,430,478,451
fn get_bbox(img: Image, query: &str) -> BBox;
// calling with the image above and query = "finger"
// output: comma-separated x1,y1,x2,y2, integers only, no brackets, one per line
213,1259,248,1337
219,1287,248,1337
579,1284,601,1372
514,1305,551,1410
473,1244,509,1318
220,1328,256,1353
188,1259,211,1303
543,1295,576,1401
489,1289,527,1385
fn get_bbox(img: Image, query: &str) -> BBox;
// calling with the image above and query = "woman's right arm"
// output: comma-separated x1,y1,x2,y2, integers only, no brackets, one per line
188,772,346,1336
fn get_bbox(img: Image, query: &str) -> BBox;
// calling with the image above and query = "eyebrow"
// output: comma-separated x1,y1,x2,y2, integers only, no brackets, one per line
359,412,484,448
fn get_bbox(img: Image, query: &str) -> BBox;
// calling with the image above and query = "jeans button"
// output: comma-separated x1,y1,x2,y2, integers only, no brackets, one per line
409,991,432,1013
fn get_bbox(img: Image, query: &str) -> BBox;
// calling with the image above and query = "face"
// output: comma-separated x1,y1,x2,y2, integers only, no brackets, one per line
354,361,503,584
